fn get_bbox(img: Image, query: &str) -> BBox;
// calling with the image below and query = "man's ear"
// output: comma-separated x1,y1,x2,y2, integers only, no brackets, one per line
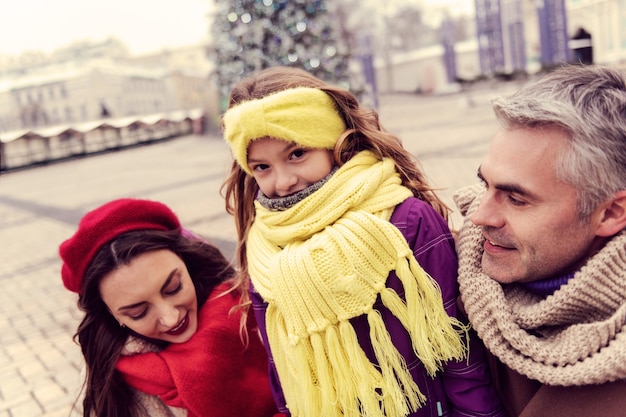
596,190,626,237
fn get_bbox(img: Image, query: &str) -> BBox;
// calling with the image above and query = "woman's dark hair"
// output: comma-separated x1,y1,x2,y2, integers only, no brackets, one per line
73,229,234,417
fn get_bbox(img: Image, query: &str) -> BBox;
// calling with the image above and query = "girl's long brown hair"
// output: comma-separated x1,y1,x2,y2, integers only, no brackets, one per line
221,66,449,306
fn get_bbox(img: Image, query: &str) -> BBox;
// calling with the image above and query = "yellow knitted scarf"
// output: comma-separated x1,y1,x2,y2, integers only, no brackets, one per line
247,151,466,417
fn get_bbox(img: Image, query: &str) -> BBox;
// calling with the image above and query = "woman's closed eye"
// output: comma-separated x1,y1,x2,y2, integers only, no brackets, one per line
124,284,181,321
164,282,183,295
128,307,148,321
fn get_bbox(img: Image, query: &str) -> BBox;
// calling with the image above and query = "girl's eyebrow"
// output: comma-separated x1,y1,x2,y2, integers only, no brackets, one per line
248,141,298,164
116,270,176,312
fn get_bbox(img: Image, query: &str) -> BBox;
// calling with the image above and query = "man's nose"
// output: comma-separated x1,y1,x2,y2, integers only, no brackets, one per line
470,193,504,228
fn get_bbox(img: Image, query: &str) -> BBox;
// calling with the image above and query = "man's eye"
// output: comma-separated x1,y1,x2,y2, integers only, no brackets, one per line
508,195,525,206
476,174,487,188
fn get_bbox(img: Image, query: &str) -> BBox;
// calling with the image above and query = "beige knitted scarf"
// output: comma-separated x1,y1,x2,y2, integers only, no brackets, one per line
247,151,466,417
455,184,626,386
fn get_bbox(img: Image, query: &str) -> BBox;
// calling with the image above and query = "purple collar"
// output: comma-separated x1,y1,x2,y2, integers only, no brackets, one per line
521,272,576,297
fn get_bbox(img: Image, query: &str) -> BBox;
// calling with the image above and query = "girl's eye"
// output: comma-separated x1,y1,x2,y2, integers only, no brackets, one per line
252,163,269,172
290,149,306,160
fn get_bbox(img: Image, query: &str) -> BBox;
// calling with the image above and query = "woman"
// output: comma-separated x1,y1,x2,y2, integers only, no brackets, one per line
59,198,280,417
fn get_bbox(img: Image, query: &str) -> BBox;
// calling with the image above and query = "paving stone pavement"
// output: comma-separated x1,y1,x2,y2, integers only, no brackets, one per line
0,80,522,417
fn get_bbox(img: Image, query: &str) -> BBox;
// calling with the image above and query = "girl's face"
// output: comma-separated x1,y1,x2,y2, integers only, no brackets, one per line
247,137,334,198
100,249,198,344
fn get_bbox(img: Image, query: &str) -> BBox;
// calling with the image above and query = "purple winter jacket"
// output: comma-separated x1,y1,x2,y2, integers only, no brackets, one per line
250,197,507,417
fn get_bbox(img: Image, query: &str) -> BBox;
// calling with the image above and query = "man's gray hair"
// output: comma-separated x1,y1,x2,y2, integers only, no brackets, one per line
491,64,626,220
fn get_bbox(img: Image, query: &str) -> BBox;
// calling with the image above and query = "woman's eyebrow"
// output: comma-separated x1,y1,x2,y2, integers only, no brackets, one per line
118,301,146,312
117,270,176,312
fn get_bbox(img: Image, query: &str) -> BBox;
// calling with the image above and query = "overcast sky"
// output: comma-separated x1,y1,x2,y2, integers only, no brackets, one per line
0,0,212,56
0,0,473,57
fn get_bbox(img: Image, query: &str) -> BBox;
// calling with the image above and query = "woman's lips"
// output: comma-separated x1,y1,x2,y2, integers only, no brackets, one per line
166,314,189,335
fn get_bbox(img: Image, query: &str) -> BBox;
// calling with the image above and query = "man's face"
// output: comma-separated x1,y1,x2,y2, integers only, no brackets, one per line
471,126,606,284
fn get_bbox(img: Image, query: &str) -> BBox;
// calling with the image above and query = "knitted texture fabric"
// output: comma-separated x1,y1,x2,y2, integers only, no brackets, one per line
116,283,278,417
247,151,466,417
455,184,626,386
222,87,346,174
256,167,338,211
121,337,187,417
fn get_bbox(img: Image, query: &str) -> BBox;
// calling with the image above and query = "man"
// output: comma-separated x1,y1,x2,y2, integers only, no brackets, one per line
454,64,626,417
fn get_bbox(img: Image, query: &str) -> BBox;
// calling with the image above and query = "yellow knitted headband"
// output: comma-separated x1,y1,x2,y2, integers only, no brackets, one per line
222,86,346,174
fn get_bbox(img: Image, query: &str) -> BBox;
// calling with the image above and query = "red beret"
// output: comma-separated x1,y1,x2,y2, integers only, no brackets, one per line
59,198,181,294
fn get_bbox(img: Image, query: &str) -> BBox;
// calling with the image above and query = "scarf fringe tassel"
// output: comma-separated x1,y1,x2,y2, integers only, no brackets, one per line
276,255,467,417
390,255,468,374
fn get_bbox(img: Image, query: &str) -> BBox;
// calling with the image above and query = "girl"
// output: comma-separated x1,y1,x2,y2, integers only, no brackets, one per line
59,198,280,417
221,66,506,417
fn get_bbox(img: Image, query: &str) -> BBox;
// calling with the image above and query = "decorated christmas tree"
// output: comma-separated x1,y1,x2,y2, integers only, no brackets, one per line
210,0,361,109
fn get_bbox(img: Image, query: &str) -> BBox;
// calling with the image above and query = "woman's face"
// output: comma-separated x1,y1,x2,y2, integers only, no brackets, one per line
247,137,334,198
99,249,198,343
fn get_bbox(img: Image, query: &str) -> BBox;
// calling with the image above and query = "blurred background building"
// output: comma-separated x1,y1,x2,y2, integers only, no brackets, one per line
0,39,214,133
375,0,625,93
0,0,624,171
